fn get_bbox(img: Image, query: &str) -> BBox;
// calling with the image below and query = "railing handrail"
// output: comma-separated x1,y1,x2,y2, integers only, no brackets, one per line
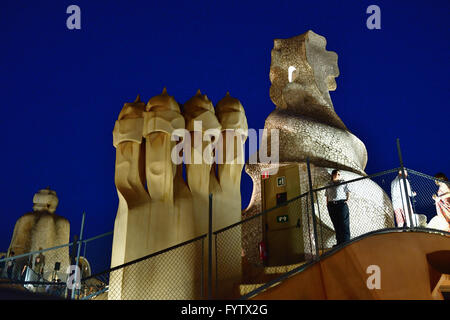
214,191,310,235
2,166,447,300
406,168,450,184
239,227,450,300
82,231,113,244
81,233,207,282
0,242,74,263
80,286,109,300
0,230,114,263
310,167,400,193
214,168,401,236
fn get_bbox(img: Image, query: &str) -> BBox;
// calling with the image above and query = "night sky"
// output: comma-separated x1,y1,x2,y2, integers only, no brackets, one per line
0,1,448,270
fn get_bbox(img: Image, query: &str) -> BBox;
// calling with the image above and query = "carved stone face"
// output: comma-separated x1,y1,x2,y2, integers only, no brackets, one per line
215,92,248,133
305,32,339,101
183,90,221,133
269,30,339,110
32,188,58,213
118,95,146,120
183,90,215,118
146,88,181,113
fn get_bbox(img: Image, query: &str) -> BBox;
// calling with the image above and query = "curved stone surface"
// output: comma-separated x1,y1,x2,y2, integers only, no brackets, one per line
243,30,394,265
8,188,70,281
270,31,340,121
265,108,367,175
267,30,368,173
110,89,248,299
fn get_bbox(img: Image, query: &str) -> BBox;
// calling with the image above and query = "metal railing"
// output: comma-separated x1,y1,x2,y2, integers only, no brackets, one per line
214,159,449,300
239,227,450,300
1,232,206,300
1,142,448,300
79,234,207,300
214,190,316,298
236,165,450,299
2,166,448,300
0,242,74,285
0,230,113,299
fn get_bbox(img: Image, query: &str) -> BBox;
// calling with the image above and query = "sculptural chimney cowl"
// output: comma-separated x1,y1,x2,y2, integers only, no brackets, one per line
8,187,70,280
266,30,367,174
110,88,248,299
243,31,394,263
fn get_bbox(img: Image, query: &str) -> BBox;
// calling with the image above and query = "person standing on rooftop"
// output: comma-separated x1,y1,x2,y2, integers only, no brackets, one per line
325,169,351,246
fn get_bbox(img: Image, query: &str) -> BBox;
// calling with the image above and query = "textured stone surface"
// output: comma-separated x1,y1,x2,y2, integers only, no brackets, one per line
8,188,70,280
265,108,367,175
243,30,394,267
110,89,248,299
267,30,367,174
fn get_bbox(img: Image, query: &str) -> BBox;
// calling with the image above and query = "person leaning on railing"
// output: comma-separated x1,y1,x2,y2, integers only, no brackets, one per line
33,249,45,280
325,169,351,246
21,257,33,281
6,251,16,280
428,173,450,232
0,254,5,277
390,170,416,228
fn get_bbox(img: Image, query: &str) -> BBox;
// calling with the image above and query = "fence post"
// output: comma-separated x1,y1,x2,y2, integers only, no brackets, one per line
200,237,204,299
72,211,86,299
83,241,87,260
208,193,213,300
306,158,320,259
396,139,414,229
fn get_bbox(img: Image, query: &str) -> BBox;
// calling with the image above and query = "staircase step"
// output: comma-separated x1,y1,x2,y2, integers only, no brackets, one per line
239,282,283,297
440,285,450,292
239,283,265,296
264,262,306,274
439,274,450,293
238,261,307,296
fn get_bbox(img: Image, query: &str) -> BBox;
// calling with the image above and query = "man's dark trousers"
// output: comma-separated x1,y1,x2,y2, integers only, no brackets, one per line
327,200,350,245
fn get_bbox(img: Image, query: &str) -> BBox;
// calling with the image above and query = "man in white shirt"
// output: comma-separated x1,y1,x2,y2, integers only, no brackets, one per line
391,170,416,228
325,170,351,246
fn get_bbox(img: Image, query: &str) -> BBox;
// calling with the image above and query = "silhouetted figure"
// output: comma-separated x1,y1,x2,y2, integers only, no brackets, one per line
21,257,33,281
325,169,351,246
33,249,46,280
0,254,5,278
6,251,16,280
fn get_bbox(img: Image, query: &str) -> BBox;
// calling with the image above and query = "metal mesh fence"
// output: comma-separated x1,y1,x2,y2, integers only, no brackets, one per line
213,169,402,298
0,231,114,299
312,169,398,251
213,222,243,298
311,167,450,254
81,231,114,276
80,235,206,300
0,243,73,298
406,169,450,231
217,167,450,299
0,245,73,284
215,192,315,298
1,167,448,300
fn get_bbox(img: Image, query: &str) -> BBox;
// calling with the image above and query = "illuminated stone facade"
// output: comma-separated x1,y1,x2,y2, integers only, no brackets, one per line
243,31,394,268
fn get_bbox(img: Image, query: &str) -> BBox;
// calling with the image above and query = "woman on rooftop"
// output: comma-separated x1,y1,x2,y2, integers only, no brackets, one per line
427,173,450,232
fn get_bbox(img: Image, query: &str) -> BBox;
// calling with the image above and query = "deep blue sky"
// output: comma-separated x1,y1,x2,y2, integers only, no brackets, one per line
0,0,449,263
